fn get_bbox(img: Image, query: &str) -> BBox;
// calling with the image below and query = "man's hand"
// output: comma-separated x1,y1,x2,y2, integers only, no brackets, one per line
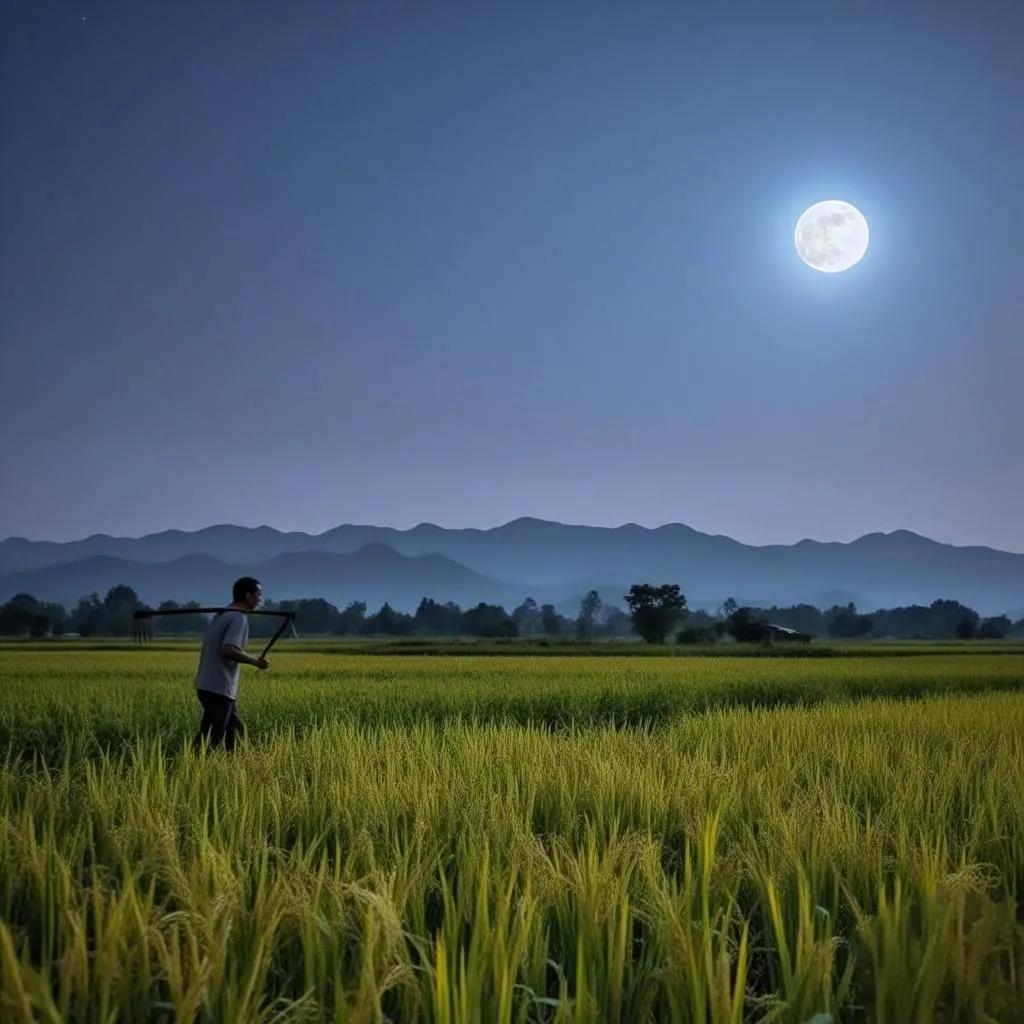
222,644,270,670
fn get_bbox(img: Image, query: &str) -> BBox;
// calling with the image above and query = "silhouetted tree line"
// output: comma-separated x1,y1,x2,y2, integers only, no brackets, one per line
740,598,1016,641
0,587,625,639
251,594,631,640
0,593,70,637
1,585,1021,643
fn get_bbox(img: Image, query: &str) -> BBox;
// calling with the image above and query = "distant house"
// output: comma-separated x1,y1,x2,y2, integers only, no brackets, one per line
766,623,811,642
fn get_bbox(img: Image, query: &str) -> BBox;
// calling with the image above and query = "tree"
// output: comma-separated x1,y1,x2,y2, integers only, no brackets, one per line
624,584,687,644
577,590,603,639
677,623,717,644
955,612,978,640
719,597,738,619
360,602,413,635
414,598,463,635
336,601,367,635
540,604,563,637
601,607,632,637
0,593,36,635
286,598,340,634
512,598,542,636
754,604,827,637
721,606,770,643
927,599,979,639
0,593,66,637
103,585,144,635
156,599,206,634
71,593,106,636
482,618,517,638
828,603,873,638
462,603,517,638
868,599,981,638
977,616,1011,640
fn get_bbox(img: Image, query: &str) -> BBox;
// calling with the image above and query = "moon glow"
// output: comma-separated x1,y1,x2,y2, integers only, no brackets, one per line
794,200,869,273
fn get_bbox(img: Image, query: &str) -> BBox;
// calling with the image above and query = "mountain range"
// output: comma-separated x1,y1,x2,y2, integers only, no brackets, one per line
1,519,1022,616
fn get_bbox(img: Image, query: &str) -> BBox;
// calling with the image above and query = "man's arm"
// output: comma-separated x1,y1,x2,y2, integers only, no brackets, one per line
221,644,269,670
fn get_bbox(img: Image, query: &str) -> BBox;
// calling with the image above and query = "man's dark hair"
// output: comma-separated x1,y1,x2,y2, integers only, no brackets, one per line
232,577,261,602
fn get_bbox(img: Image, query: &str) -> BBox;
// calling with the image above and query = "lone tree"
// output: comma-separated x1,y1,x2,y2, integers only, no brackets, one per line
108,585,148,634
624,584,686,644
577,590,603,639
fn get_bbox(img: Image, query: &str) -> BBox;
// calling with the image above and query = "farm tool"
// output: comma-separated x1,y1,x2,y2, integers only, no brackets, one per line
132,607,298,658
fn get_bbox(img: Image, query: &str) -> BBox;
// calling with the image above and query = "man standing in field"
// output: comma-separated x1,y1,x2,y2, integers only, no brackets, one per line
193,576,269,751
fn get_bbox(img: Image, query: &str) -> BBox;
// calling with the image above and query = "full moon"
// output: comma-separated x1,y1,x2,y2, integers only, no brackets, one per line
794,200,869,273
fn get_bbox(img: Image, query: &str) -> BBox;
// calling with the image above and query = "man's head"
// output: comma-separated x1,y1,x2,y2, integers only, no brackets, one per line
232,577,263,610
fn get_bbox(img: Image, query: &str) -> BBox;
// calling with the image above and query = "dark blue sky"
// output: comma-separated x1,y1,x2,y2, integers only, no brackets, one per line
2,1,1021,549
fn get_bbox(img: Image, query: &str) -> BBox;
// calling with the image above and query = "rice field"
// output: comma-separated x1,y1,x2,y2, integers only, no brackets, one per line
2,645,1024,1021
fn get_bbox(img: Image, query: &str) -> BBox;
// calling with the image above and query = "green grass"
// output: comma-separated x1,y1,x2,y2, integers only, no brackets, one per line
2,644,1024,1021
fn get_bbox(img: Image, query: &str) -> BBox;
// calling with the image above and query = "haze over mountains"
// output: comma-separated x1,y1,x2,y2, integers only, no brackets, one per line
1,519,1022,616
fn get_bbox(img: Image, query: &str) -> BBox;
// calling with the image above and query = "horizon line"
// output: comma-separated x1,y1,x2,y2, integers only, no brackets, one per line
2,516,1022,556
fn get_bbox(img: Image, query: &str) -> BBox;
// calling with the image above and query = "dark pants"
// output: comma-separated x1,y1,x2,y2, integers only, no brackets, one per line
194,689,245,751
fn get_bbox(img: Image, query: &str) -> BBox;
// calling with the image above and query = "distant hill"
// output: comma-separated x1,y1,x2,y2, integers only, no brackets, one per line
1,518,1022,614
0,545,524,612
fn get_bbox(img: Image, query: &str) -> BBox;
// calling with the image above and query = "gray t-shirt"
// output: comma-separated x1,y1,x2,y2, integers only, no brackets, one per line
195,610,249,700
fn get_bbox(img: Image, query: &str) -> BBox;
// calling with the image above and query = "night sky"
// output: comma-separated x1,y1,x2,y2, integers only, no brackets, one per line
2,2,1021,550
